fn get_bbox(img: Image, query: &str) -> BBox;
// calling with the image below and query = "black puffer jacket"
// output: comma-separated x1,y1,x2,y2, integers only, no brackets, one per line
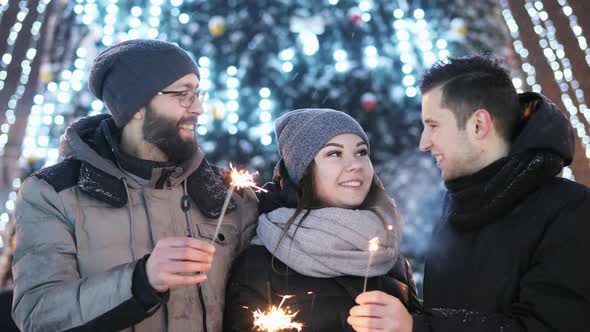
224,245,421,332
413,93,590,331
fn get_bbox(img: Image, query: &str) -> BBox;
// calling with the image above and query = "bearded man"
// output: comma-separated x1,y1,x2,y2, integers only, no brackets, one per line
12,39,258,332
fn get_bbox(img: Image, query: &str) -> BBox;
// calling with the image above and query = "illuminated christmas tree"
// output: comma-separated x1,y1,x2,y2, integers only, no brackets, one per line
6,0,581,289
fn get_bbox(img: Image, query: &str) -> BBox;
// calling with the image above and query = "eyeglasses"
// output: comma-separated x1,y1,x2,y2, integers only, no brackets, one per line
157,89,207,108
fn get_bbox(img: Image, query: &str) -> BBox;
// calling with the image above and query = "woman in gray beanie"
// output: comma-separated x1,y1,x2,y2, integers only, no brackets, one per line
224,109,421,332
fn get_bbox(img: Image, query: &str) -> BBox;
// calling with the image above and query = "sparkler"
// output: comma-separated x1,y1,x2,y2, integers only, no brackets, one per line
252,295,303,332
362,237,380,293
307,291,315,319
210,163,266,246
307,291,316,315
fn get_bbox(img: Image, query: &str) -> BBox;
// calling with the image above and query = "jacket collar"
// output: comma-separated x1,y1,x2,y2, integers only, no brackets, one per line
441,92,572,231
77,158,236,218
72,116,236,217
98,119,176,180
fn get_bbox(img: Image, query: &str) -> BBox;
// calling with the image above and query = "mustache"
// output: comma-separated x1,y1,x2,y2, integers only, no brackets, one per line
177,116,199,126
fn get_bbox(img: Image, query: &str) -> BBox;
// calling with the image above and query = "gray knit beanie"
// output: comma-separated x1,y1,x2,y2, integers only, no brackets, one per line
88,39,200,127
275,108,369,183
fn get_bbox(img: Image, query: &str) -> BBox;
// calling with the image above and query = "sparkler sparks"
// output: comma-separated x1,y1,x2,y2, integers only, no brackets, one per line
210,163,266,246
368,237,380,252
229,163,267,191
252,295,303,332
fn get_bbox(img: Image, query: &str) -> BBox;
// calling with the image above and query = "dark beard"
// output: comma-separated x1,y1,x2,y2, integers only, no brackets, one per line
142,106,197,164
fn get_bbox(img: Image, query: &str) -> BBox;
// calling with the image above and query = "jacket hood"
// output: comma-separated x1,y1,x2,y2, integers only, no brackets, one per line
510,92,575,166
442,92,574,231
54,114,236,217
59,114,204,188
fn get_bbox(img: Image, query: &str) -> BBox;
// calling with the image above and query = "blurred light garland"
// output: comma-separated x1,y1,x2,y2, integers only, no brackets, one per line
0,0,52,243
499,1,541,93
0,0,11,26
0,1,30,93
524,0,590,160
499,0,581,181
554,0,590,67
0,0,51,157
1,0,588,248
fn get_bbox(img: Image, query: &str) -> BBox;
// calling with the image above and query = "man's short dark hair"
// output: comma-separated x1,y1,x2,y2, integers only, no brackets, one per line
419,56,521,141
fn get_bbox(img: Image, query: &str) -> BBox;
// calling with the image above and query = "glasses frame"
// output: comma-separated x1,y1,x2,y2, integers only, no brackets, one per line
157,89,206,108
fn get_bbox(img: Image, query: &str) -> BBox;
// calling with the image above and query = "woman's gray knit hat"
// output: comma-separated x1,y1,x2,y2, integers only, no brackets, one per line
274,108,369,183
88,39,200,127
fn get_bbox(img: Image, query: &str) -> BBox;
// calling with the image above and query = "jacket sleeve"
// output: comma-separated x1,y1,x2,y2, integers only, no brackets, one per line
400,258,422,315
386,256,422,315
412,188,590,332
11,176,155,332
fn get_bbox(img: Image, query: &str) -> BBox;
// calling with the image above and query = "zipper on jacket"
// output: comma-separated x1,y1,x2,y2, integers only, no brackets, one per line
155,169,173,189
180,187,208,332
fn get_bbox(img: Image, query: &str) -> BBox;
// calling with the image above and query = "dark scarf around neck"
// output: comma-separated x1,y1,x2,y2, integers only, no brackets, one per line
443,150,564,231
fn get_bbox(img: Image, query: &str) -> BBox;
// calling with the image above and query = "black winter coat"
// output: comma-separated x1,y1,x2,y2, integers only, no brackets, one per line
413,92,590,331
225,245,421,332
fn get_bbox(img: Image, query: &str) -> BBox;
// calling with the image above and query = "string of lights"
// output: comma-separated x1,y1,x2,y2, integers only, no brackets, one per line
523,0,590,161
0,0,76,243
196,55,214,146
499,0,541,93
0,1,30,93
0,0,52,158
222,64,240,137
256,86,275,146
391,8,451,99
393,9,418,99
528,1,590,124
0,0,10,25
498,0,578,180
554,0,590,67
146,0,163,40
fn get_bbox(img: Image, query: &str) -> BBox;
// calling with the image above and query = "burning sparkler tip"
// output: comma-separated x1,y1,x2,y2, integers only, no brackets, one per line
368,237,380,252
252,294,303,332
228,163,268,192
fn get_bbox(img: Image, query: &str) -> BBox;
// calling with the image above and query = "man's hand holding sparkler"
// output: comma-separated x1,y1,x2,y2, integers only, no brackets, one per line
146,237,216,292
348,291,412,332
145,164,263,293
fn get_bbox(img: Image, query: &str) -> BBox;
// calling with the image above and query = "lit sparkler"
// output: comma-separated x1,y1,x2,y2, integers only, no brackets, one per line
362,237,380,293
211,163,267,246
252,295,303,332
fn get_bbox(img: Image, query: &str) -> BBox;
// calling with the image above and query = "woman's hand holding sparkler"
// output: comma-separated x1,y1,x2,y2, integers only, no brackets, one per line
348,291,412,332
146,237,215,292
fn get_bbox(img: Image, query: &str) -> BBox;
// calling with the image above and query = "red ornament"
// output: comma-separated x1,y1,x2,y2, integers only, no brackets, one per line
348,8,363,25
361,92,377,112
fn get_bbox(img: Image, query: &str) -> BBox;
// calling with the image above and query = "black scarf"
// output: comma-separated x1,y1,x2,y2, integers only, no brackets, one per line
443,150,564,231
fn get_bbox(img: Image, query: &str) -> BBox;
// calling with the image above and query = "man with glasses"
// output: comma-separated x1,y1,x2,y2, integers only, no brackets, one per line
12,39,258,332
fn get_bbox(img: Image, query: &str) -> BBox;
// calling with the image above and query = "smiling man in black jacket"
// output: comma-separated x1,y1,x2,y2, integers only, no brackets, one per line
347,56,590,332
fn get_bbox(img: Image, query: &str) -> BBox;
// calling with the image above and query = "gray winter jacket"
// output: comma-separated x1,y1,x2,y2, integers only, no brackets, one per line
11,114,258,332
